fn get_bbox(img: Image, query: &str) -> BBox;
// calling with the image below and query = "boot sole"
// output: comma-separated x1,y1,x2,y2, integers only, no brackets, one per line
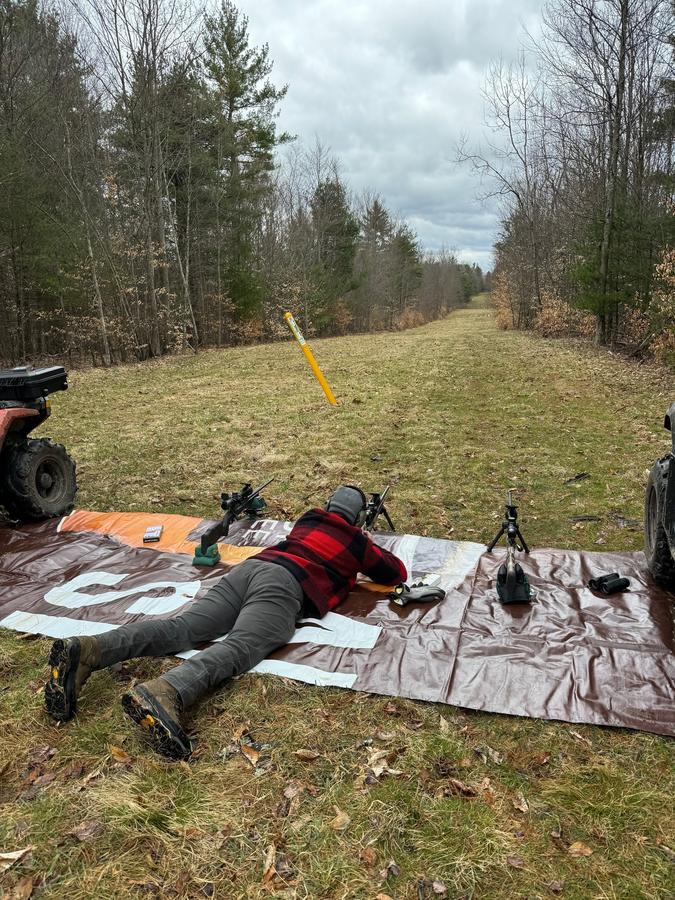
45,639,80,722
121,687,192,761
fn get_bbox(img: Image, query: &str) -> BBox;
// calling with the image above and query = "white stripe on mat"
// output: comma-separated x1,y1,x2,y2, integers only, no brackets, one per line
1,610,359,689
0,610,117,638
249,659,356,688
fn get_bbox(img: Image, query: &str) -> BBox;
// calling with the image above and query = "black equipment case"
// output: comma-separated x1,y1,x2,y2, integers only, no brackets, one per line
0,366,68,401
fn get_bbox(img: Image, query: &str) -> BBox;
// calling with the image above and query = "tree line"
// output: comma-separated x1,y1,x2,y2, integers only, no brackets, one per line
466,0,674,367
0,0,484,367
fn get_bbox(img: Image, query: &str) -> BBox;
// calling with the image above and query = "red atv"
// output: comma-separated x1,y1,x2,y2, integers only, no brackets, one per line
0,366,77,520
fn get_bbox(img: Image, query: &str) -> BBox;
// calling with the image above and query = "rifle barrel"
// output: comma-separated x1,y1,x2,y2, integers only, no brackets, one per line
250,476,275,498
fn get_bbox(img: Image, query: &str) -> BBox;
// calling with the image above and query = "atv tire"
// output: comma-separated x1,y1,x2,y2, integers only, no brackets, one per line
1,438,76,520
644,464,675,588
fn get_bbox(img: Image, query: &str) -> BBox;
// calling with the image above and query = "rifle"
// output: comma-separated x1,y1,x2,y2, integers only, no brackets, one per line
486,489,533,603
198,478,274,557
363,485,396,532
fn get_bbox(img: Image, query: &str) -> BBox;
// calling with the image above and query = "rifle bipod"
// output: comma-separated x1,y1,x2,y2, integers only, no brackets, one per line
486,490,533,604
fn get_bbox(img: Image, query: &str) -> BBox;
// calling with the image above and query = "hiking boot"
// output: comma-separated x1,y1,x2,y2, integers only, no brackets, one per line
121,678,192,761
44,636,101,722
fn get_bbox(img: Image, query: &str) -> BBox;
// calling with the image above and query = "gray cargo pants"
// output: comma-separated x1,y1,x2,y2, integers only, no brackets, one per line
96,559,303,708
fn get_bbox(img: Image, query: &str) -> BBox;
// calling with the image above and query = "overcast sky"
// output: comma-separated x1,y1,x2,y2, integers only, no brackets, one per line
237,0,545,271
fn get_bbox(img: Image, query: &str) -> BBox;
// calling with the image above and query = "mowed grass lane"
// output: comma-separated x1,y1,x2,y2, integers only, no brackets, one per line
0,302,673,899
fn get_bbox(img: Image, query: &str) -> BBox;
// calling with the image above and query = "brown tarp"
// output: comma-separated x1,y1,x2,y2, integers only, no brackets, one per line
0,513,673,736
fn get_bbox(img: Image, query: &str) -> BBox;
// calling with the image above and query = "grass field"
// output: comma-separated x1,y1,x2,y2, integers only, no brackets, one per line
1,297,674,899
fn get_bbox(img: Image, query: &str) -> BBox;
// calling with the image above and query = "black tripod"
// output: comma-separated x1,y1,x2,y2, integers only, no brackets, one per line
487,490,532,604
487,490,530,555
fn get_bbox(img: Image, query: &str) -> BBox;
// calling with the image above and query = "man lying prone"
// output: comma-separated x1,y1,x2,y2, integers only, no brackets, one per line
44,486,407,760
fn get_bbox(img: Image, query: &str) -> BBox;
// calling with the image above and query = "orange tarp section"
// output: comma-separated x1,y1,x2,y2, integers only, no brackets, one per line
58,510,262,566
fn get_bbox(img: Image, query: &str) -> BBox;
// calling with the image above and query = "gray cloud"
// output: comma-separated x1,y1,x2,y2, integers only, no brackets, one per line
238,0,545,269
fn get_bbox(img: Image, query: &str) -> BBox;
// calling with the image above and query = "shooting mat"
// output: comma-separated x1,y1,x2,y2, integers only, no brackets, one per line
0,511,673,737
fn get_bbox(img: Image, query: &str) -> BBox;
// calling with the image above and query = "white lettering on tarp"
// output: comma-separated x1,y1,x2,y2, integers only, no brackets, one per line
251,659,356,687
0,610,117,638
36,571,381,646
177,612,381,657
236,518,293,547
44,571,200,615
291,612,381,649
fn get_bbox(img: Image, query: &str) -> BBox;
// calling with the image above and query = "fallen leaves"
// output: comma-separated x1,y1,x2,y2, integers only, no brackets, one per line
26,746,56,767
293,748,320,762
275,781,306,818
109,745,134,766
365,747,404,780
261,843,294,889
68,820,104,842
506,855,525,869
5,876,34,899
442,778,478,797
479,776,497,805
239,742,261,768
328,807,351,831
378,860,401,880
19,772,56,801
77,768,103,791
415,879,448,898
404,718,424,731
549,825,567,852
434,756,470,778
512,793,529,813
373,729,396,742
218,727,273,774
0,848,34,873
359,846,377,867
261,844,276,884
567,841,593,857
60,761,85,781
474,744,504,765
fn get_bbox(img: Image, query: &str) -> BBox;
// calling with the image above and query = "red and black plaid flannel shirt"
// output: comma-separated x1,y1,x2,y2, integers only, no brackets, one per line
256,507,407,616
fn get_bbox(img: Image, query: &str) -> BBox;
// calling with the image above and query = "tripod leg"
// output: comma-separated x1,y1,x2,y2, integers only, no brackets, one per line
486,525,506,553
516,527,529,554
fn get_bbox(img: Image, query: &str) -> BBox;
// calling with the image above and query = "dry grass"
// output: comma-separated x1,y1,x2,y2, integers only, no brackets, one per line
1,299,674,899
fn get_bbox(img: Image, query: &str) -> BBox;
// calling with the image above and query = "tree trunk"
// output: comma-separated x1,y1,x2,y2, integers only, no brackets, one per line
597,0,628,346
146,209,161,356
154,119,172,310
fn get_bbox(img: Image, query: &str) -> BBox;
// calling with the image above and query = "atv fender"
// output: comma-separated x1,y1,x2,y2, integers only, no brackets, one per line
0,407,40,446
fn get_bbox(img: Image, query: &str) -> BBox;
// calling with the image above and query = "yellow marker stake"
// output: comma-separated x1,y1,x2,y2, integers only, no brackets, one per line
284,311,337,405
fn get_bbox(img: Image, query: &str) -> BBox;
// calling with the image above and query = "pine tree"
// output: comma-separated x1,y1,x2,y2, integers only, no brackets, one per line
203,0,290,321
309,179,359,330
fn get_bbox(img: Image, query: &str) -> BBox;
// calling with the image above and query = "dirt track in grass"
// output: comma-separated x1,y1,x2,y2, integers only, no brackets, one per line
1,297,674,899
